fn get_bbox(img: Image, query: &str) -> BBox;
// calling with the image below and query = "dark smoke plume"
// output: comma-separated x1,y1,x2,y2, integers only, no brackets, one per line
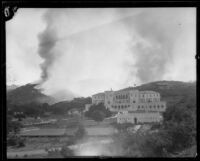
38,9,58,83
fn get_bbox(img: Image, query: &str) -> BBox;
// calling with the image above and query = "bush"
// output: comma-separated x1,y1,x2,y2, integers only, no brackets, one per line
74,124,87,139
85,103,112,121
18,140,25,147
164,121,194,152
24,154,28,158
7,137,17,146
60,146,74,157
137,104,196,157
138,131,172,157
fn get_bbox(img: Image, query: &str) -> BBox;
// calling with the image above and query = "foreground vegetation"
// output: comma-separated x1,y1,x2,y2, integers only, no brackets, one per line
114,104,196,157
84,103,112,122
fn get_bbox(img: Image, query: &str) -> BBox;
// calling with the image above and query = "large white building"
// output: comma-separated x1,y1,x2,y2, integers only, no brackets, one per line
86,87,167,124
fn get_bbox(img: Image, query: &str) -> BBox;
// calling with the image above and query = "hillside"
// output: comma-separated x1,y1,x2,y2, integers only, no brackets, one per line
6,81,196,117
120,81,196,110
7,85,19,92
7,83,55,105
50,97,92,114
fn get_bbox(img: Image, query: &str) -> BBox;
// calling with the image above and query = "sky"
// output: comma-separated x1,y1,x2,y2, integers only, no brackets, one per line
6,8,196,100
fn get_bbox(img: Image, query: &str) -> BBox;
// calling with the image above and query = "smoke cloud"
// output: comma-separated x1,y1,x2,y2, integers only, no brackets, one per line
34,8,195,100
70,136,124,156
37,10,59,83
118,8,186,84
6,8,195,100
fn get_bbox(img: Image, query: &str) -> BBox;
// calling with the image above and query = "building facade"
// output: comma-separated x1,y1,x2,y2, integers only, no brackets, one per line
86,88,167,124
117,111,163,124
92,92,105,105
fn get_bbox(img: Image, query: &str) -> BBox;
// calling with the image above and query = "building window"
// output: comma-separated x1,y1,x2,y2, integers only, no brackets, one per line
157,105,160,108
133,100,135,103
138,105,140,109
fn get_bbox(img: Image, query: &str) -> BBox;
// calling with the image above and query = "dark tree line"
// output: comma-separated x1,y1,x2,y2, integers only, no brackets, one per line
121,103,196,157
84,103,112,122
7,97,92,118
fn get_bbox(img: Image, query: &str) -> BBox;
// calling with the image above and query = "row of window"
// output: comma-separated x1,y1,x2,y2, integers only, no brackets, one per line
111,104,165,110
139,98,160,103
115,94,128,100
138,104,165,109
93,96,105,99
112,105,130,109
94,93,160,99
130,93,138,97
139,94,159,98
119,117,159,121
114,99,160,104
114,100,130,104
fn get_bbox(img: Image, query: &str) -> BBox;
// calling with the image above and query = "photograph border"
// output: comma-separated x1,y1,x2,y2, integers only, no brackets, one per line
1,1,199,160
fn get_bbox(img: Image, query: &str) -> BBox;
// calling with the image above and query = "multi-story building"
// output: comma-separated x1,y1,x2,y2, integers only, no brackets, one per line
117,111,162,124
92,92,105,105
86,87,167,124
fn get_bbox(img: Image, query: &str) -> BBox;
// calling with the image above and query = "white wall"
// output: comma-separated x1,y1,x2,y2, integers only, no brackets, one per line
117,112,162,124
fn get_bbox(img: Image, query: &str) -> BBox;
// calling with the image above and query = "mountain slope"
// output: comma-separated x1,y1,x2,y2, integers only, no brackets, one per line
120,81,196,109
7,83,55,105
50,97,92,114
6,84,18,92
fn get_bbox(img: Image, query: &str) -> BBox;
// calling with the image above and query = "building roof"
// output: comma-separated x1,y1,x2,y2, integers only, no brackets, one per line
139,91,158,94
20,128,66,136
92,92,105,97
117,87,135,92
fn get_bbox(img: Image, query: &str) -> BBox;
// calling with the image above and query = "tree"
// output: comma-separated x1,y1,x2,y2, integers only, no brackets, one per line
17,139,25,147
84,103,112,122
164,121,194,152
162,104,196,152
60,146,74,157
138,131,172,157
7,136,18,146
92,111,104,123
7,115,22,135
74,124,86,139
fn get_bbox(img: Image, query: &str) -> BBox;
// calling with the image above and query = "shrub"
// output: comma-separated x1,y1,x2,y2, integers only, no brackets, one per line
60,146,74,157
84,103,112,121
74,125,86,139
18,140,25,147
7,137,17,146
